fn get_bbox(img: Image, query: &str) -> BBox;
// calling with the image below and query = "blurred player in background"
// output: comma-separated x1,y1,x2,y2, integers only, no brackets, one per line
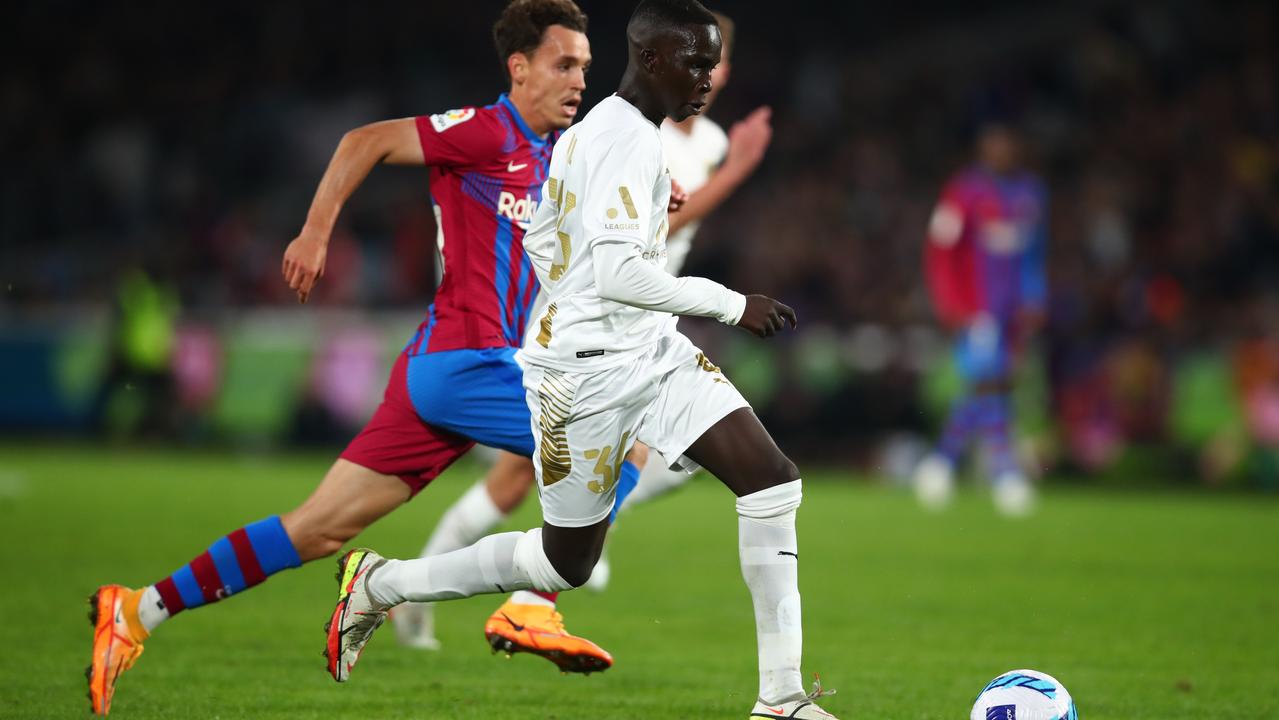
392,7,774,647
328,3,837,716
86,2,607,714
914,120,1047,516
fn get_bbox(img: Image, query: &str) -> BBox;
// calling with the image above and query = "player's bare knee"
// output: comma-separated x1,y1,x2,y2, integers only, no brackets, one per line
625,441,649,469
486,458,536,513
491,474,534,513
761,452,800,489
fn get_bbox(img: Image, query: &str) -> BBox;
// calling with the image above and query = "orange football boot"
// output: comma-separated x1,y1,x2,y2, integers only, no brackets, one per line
86,585,149,715
484,598,612,674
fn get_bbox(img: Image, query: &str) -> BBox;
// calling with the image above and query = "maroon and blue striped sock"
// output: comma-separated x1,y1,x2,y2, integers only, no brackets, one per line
975,394,1019,478
938,395,981,464
150,516,302,621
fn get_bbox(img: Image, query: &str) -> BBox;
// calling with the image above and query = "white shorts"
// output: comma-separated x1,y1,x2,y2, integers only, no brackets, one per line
523,332,749,527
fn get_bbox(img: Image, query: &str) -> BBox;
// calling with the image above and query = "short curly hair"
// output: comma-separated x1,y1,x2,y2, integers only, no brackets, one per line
492,0,589,80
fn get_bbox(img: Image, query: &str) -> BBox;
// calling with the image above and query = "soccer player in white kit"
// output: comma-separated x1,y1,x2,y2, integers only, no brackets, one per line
606,9,773,518
393,9,774,644
327,2,837,716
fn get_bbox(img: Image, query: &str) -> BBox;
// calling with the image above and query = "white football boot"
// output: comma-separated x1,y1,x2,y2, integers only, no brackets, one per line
750,677,839,718
913,453,955,511
993,472,1035,517
324,548,390,681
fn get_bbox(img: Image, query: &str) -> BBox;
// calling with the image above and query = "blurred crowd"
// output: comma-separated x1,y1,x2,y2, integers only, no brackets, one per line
4,1,1278,484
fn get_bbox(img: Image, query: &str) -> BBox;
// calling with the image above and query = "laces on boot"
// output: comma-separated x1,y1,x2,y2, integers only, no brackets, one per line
547,611,567,633
807,673,837,701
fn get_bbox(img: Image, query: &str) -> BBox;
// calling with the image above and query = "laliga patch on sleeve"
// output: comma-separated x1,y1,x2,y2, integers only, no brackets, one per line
430,108,475,133
985,705,1016,720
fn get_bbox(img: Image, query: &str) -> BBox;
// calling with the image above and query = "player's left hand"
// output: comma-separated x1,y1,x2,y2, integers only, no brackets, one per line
736,294,798,338
668,178,688,213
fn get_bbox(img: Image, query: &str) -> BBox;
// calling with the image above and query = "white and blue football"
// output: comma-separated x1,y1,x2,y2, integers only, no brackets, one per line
971,668,1079,720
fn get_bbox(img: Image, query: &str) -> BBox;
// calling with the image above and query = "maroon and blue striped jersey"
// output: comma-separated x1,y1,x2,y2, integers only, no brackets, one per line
406,94,558,354
925,167,1048,328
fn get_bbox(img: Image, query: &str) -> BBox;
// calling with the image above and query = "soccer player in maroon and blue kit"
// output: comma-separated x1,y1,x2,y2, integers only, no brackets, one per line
914,121,1048,517
86,2,609,713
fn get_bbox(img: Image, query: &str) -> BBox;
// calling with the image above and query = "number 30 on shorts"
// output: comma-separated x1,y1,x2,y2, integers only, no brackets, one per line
584,431,631,495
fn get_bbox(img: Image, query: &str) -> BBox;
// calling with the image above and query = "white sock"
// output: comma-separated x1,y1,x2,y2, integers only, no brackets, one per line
366,528,571,607
510,590,555,607
618,462,692,512
422,479,507,558
137,585,170,633
737,480,806,705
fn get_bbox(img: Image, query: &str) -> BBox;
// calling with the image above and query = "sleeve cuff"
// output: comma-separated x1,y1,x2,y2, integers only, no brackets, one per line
723,291,747,326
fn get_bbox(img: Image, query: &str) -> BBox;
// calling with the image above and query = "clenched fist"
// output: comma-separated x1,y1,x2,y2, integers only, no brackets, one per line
736,294,797,338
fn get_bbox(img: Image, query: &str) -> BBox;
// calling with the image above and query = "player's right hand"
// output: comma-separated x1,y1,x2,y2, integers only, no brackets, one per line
282,230,328,304
736,294,797,338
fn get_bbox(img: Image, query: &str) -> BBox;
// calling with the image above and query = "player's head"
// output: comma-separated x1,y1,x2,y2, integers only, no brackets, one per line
625,0,721,122
493,0,591,132
976,121,1021,176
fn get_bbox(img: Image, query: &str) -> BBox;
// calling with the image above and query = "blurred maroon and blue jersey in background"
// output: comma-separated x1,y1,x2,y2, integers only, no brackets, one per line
926,167,1047,329
925,167,1047,381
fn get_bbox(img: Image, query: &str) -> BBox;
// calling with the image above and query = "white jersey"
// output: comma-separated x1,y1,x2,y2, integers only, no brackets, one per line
660,117,728,275
520,95,678,372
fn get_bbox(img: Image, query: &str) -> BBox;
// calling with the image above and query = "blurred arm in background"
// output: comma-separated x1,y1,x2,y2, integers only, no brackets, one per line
669,106,772,234
923,177,976,330
282,119,424,303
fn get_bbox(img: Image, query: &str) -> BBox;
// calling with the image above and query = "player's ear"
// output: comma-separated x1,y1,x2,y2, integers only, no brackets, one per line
639,47,659,75
508,52,530,86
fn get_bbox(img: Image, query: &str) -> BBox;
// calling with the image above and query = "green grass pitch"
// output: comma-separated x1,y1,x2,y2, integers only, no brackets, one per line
1,444,1276,718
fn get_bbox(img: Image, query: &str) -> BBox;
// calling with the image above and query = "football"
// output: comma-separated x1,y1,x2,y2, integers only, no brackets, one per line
971,669,1078,720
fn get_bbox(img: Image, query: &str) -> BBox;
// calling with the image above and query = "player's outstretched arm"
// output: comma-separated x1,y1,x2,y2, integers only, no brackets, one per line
592,242,795,338
668,106,772,234
283,118,424,303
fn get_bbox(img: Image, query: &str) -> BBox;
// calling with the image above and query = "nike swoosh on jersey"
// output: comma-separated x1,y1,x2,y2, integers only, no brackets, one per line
507,161,528,172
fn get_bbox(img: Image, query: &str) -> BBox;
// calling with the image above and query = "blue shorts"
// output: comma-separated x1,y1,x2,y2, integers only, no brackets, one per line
954,317,1011,383
405,347,534,457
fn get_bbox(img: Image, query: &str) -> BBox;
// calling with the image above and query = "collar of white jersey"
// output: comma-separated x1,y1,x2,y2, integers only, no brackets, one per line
607,94,661,130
